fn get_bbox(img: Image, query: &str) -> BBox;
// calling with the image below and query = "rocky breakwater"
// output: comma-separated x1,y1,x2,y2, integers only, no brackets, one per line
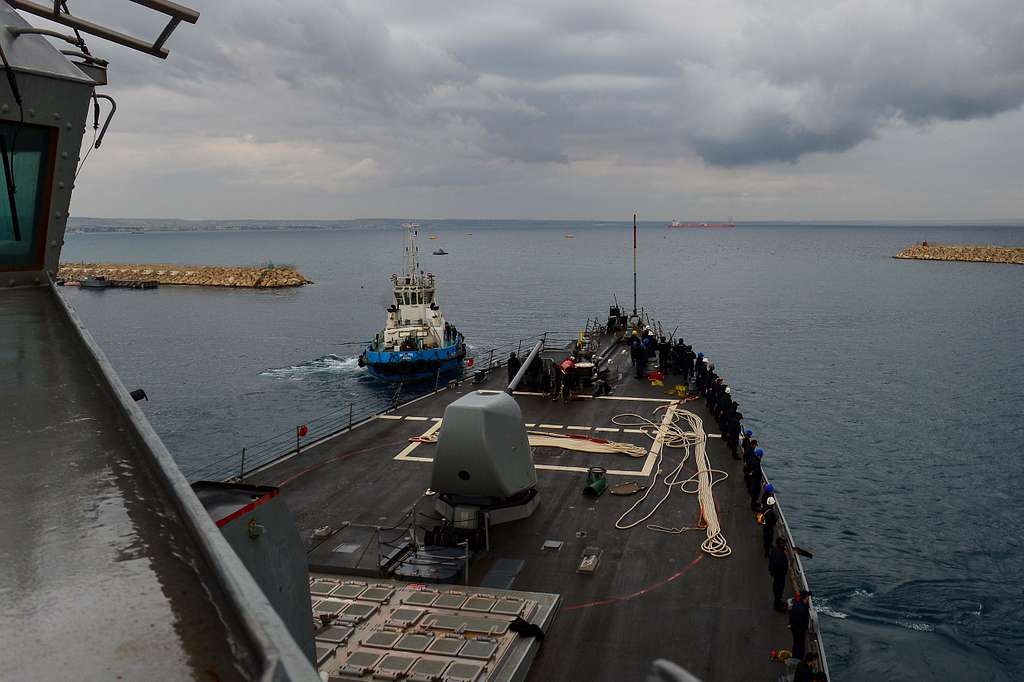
58,262,312,287
894,243,1024,265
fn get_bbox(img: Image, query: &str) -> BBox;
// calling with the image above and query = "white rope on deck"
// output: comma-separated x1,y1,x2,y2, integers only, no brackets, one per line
611,406,732,558
410,430,648,457
526,431,649,458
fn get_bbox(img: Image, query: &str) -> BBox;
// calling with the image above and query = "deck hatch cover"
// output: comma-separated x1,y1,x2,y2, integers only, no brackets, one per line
459,638,498,660
394,633,434,653
387,607,425,627
426,637,464,656
364,631,401,648
314,598,348,616
409,658,450,680
316,625,354,644
331,583,367,599
310,579,337,596
361,585,396,602
423,613,510,635
463,596,496,612
404,590,439,606
443,661,484,682
340,602,378,622
434,593,467,609
491,598,525,616
341,650,383,674
377,653,417,674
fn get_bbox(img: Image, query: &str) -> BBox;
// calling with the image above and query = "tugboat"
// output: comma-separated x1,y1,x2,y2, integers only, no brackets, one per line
358,223,466,382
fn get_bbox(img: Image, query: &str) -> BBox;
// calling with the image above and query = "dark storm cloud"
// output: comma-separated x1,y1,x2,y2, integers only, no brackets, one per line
63,0,1024,219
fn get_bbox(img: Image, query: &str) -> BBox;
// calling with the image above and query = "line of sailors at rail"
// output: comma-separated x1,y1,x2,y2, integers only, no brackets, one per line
629,330,827,681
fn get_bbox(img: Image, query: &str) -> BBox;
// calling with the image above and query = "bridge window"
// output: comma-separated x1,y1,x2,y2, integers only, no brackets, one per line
0,123,53,270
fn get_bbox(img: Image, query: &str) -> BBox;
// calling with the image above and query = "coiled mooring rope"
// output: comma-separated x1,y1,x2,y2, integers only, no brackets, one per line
612,405,732,558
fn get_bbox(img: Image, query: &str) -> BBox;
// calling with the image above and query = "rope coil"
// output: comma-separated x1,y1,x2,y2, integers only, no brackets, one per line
612,405,732,558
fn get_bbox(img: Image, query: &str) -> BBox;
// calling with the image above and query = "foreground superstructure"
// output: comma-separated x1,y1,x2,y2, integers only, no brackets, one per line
0,4,316,678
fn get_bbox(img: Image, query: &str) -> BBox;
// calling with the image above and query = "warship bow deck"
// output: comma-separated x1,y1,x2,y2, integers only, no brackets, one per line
248,336,825,681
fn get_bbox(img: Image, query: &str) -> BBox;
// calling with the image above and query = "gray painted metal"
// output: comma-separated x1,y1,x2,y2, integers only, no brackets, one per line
430,391,537,498
195,482,317,665
51,283,320,680
0,5,91,287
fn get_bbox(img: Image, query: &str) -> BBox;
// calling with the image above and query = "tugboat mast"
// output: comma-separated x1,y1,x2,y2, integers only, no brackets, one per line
403,222,420,278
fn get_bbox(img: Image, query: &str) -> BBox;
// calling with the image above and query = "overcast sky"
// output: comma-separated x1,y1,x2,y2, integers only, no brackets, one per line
61,0,1024,221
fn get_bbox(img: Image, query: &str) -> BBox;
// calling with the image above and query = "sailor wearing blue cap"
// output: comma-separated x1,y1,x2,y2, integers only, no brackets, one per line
748,448,765,510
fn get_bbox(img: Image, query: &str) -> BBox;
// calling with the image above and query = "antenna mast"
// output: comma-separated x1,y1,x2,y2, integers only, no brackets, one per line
632,213,637,315
402,222,420,277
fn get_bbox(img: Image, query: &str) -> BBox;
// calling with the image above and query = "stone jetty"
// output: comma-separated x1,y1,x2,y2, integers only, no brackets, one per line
894,243,1024,265
58,262,312,287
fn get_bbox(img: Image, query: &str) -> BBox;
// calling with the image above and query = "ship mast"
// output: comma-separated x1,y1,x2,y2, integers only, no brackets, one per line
402,222,420,278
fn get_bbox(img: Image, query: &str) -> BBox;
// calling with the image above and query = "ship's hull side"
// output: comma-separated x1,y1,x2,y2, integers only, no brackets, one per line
360,342,466,383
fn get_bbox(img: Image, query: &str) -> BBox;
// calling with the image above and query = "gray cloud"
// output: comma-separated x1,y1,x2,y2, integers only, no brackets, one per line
46,0,1024,218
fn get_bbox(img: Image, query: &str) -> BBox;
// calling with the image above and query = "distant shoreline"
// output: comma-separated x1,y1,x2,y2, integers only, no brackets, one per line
66,218,1024,235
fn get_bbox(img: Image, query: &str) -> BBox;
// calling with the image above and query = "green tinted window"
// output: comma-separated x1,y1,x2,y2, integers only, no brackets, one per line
0,123,51,268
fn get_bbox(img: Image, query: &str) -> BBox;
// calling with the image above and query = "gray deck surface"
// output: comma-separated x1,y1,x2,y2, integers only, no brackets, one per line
251,338,813,681
0,287,249,680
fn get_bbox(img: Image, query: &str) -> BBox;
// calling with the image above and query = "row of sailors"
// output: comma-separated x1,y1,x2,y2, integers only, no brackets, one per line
640,332,825,679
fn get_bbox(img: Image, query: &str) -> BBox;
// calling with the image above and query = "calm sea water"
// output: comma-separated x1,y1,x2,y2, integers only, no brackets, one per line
62,221,1024,680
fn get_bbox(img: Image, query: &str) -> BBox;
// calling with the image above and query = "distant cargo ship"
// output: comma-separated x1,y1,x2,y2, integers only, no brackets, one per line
668,219,735,228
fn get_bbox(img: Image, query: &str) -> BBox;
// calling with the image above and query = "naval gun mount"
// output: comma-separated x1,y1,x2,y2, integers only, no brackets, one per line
429,391,539,534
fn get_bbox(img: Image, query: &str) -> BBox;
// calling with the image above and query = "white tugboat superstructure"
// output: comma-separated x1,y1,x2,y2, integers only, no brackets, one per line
359,224,465,382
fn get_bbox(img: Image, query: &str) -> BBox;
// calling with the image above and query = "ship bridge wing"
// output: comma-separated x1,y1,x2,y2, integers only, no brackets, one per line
0,5,316,679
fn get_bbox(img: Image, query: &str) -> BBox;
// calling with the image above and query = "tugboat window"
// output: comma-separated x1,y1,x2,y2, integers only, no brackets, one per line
0,123,52,269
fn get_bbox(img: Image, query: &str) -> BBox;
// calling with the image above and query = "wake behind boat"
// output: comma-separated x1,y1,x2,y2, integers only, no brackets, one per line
358,223,466,382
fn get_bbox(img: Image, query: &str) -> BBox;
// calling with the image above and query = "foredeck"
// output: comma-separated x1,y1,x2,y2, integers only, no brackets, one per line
249,337,820,681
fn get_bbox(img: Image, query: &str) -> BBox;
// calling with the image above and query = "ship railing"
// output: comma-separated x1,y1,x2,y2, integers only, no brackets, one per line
186,331,586,483
760,469,832,680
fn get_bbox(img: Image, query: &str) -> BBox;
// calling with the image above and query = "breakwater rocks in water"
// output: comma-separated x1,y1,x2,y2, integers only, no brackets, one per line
58,262,312,287
894,243,1024,265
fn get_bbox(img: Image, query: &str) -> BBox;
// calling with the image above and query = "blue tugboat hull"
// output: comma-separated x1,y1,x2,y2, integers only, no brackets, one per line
360,342,466,383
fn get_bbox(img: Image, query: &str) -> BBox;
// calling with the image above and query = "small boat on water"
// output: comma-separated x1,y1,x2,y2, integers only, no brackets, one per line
564,233,575,239
358,223,466,383
432,248,448,255
429,235,438,240
80,276,113,289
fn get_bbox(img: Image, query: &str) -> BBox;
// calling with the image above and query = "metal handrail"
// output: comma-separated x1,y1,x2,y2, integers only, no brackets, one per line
761,472,831,678
186,331,571,482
